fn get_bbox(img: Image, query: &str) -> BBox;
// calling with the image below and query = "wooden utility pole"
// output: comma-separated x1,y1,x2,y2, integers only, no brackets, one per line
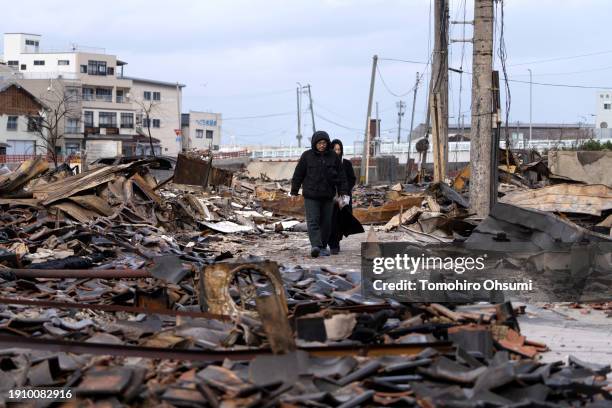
305,84,315,134
361,55,378,185
404,72,419,182
469,0,494,217
428,0,449,183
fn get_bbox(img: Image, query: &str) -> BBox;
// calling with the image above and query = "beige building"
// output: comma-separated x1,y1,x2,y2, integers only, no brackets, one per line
0,32,185,159
181,111,222,151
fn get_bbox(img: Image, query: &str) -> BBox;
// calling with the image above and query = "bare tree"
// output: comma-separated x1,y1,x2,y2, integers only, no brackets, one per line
131,97,158,157
33,80,81,167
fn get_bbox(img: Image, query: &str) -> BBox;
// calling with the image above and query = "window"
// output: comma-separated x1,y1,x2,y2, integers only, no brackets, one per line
213,145,219,150
7,116,18,131
142,118,151,128
98,112,117,128
95,88,112,102
107,67,114,75
121,113,134,128
27,116,42,132
7,60,18,66
80,65,87,73
206,130,213,139
84,111,94,127
33,60,45,66
65,87,79,99
25,39,39,46
604,103,611,110
20,64,26,70
87,60,107,76
152,119,161,128
143,91,151,101
153,91,161,101
65,143,80,155
66,118,80,133
82,87,94,101
601,122,608,129
58,60,70,66
195,129,204,138
116,89,124,103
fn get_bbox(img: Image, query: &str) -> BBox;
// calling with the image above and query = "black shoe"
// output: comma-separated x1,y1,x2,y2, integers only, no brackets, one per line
310,247,320,258
330,247,340,255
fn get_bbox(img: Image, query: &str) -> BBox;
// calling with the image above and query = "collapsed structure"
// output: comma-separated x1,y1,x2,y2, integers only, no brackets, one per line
0,146,609,405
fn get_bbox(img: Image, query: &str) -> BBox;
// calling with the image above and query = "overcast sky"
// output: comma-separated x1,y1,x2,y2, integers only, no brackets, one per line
3,0,611,146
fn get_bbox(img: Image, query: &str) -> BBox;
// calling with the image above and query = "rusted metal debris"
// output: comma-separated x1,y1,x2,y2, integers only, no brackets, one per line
0,150,610,405
174,151,234,188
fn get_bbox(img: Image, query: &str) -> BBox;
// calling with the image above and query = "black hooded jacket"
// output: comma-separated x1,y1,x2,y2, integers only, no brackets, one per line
291,131,349,199
330,139,357,195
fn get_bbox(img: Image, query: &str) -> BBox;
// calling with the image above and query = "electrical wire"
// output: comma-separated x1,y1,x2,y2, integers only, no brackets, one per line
314,112,361,132
497,0,512,146
378,58,429,64
509,50,612,67
452,68,612,89
223,112,294,120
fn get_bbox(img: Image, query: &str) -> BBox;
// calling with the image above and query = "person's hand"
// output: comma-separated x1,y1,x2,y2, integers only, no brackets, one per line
338,195,350,209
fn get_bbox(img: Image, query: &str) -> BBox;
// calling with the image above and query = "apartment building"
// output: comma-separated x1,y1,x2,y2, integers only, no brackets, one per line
181,111,222,151
0,33,185,158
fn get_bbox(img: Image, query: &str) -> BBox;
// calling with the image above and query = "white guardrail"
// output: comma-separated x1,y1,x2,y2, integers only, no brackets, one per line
247,138,612,160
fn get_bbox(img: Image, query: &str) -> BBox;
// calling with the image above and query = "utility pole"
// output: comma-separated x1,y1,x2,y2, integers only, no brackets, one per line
360,54,378,185
428,0,449,183
405,72,419,181
528,68,533,148
469,0,494,217
396,100,406,144
296,83,303,148
376,101,380,156
306,84,315,134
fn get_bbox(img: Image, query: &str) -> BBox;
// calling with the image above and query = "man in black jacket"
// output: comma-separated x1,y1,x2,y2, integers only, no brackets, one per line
329,139,357,254
291,131,349,258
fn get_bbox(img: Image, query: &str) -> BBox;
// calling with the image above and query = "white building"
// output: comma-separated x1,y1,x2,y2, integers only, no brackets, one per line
0,32,185,158
595,90,612,130
181,111,222,151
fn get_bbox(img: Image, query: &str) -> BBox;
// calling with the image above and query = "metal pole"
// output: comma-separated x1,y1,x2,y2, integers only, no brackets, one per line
528,68,533,147
307,84,315,133
296,83,302,148
396,101,405,144
360,55,378,185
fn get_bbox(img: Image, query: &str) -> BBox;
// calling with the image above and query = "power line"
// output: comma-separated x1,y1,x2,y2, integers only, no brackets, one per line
510,65,612,77
508,49,612,67
378,57,429,64
223,112,294,120
314,112,361,132
376,63,429,98
450,68,612,89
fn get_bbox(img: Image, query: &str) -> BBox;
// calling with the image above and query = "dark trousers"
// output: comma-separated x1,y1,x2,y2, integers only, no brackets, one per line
304,198,334,249
329,199,352,250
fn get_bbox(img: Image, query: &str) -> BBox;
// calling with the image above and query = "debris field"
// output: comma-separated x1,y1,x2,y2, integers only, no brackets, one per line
0,150,610,407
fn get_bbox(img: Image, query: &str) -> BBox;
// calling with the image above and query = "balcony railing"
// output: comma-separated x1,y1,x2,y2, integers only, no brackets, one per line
65,127,80,134
0,154,70,163
95,95,112,102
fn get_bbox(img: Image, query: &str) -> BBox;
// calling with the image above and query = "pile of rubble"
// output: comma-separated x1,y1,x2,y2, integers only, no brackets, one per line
0,149,610,406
